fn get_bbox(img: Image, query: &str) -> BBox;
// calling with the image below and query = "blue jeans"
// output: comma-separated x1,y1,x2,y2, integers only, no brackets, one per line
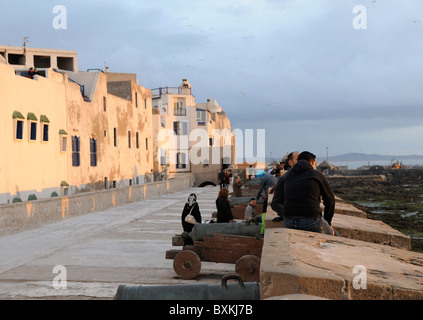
283,217,338,236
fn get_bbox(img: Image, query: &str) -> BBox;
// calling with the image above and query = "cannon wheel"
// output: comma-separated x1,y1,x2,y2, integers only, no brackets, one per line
235,255,261,282
173,250,201,280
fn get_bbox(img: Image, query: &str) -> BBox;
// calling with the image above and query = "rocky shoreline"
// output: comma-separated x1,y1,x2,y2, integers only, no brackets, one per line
328,169,423,253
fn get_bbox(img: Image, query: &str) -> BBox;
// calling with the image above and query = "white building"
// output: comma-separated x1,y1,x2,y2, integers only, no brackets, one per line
152,79,235,186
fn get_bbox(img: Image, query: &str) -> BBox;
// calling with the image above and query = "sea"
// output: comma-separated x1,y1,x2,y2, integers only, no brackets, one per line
329,159,423,170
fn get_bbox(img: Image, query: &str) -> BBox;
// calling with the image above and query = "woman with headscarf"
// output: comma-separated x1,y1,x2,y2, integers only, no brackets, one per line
181,193,202,233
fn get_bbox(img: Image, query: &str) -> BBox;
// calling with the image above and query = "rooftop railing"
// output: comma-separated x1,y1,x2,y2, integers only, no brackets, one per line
151,87,191,97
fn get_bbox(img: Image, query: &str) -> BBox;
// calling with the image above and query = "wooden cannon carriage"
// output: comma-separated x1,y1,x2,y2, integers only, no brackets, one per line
165,223,264,282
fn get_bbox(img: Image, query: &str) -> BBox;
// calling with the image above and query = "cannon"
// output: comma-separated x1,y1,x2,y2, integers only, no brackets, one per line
166,222,263,282
190,222,262,241
114,274,260,300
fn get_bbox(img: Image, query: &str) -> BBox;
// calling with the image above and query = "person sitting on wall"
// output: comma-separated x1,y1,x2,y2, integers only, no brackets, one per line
245,198,261,223
271,151,338,236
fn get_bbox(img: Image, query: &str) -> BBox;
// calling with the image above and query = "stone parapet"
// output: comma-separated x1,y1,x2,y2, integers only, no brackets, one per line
260,228,423,300
264,207,411,250
0,175,193,237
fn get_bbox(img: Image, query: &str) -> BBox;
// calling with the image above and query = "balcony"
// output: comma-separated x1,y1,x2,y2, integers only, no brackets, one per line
174,108,187,116
151,87,192,98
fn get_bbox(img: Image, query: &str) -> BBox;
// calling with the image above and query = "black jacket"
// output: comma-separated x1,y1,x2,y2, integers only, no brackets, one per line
181,203,202,232
271,160,335,225
216,197,233,223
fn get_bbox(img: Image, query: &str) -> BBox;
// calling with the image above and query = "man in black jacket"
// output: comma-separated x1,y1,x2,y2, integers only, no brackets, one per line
271,151,337,236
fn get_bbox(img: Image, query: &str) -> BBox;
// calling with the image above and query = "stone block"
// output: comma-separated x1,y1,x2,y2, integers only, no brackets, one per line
264,207,411,250
260,228,423,300
325,201,367,218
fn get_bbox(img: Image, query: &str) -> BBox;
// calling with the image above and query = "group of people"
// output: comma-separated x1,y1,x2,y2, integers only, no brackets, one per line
218,169,234,189
180,150,338,238
26,67,40,79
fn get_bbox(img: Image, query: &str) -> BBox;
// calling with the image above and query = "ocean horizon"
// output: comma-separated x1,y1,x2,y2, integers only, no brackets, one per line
329,159,423,170
265,154,423,170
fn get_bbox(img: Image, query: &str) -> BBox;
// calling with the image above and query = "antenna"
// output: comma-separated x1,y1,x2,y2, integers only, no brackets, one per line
23,36,29,65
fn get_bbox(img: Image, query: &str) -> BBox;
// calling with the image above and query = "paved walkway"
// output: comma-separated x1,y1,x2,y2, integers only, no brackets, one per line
0,186,234,300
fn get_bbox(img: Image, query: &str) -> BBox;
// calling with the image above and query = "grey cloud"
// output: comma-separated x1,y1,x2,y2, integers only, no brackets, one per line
1,0,422,156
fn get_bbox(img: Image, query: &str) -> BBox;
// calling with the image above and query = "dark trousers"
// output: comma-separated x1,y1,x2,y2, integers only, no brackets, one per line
220,180,225,189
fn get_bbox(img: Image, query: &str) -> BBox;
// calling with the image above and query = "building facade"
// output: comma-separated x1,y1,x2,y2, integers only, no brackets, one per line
152,80,236,187
0,47,153,204
0,46,236,204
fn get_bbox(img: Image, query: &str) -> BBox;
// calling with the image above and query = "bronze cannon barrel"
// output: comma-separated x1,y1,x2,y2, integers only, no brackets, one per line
189,222,262,242
114,274,260,300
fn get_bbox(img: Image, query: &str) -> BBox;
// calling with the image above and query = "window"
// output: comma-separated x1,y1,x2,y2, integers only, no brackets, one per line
59,129,68,152
13,111,25,140
29,122,37,141
196,109,207,122
72,136,81,167
197,109,207,126
40,115,50,142
176,152,187,169
61,136,67,152
15,120,24,140
136,132,139,149
103,96,107,112
173,121,188,135
113,128,117,147
8,53,25,65
57,57,75,71
27,112,38,141
174,101,186,116
160,149,167,166
135,92,138,108
34,55,51,68
145,138,148,150
90,138,97,167
42,123,49,142
128,131,131,148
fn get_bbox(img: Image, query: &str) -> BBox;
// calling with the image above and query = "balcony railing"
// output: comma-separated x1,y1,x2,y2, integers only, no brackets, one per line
151,87,192,97
174,108,187,116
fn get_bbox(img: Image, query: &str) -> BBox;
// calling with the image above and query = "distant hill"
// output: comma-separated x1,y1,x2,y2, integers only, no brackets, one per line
317,153,423,162
266,152,423,164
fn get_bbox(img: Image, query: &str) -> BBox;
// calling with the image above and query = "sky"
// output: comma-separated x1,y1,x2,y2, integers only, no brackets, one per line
1,0,423,161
